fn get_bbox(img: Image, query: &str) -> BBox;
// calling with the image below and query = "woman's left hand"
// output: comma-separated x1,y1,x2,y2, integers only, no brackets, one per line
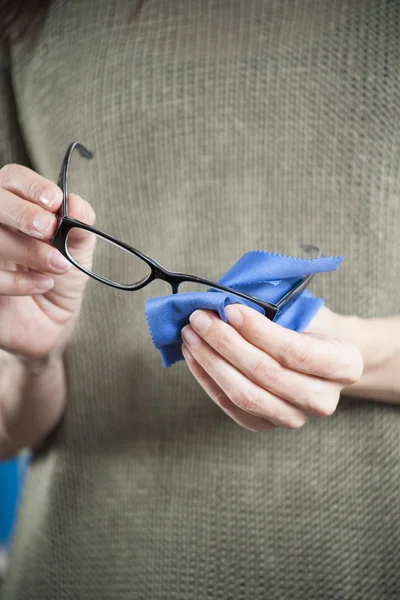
181,305,364,432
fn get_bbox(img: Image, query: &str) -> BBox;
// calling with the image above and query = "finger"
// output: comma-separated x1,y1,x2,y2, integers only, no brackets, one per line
181,325,308,429
224,304,362,384
0,269,54,296
181,344,276,432
61,195,97,275
188,310,340,417
65,194,97,248
68,193,96,226
0,187,57,240
0,163,62,211
0,226,72,275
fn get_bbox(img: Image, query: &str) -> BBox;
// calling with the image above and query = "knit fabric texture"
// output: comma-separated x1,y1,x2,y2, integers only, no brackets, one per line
1,1,400,598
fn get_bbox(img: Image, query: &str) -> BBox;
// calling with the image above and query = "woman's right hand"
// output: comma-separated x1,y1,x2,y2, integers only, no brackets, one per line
0,163,96,362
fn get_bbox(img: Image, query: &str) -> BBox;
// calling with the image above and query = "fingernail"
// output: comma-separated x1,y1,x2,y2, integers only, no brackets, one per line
33,213,55,234
35,276,54,290
49,250,72,271
189,310,212,333
181,325,201,348
181,344,194,361
40,188,61,207
225,305,243,327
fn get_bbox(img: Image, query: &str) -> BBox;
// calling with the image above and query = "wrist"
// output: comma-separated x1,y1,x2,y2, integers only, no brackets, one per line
20,352,62,376
334,312,400,402
0,351,66,458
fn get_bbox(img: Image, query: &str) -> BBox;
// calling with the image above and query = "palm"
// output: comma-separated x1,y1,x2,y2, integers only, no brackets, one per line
0,190,96,359
0,255,90,359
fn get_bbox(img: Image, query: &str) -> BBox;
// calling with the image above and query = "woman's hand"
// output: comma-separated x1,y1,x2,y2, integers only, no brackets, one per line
0,163,95,361
181,305,364,432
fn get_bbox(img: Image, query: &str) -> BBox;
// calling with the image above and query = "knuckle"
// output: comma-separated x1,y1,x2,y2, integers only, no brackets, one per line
283,411,308,430
23,237,39,264
250,358,280,389
292,377,341,417
298,380,339,417
214,391,231,411
24,179,41,201
308,393,338,417
316,341,364,383
318,359,342,378
199,354,214,373
339,345,364,385
0,163,20,185
227,386,253,411
278,340,310,371
320,398,338,417
302,385,327,415
13,205,30,232
250,325,266,347
12,272,30,294
214,332,230,354
319,342,351,378
243,390,262,412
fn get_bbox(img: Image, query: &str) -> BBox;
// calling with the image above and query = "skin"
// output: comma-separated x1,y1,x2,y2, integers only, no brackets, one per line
181,306,361,432
0,163,95,457
0,163,399,454
181,305,400,432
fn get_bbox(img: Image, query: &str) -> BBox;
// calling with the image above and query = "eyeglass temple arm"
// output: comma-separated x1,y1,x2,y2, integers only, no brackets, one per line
168,272,278,309
275,244,323,309
171,243,322,314
57,142,94,218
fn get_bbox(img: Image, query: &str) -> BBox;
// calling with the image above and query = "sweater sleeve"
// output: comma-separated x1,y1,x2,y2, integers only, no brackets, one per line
0,42,31,168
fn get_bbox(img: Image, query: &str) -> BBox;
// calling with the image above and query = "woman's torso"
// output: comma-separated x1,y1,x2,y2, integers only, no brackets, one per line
2,1,400,598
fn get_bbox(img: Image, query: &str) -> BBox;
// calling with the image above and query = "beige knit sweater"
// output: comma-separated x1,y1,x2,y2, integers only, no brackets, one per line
1,1,400,598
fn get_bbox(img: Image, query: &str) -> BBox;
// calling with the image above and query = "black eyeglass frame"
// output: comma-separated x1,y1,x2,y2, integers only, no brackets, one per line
53,142,322,322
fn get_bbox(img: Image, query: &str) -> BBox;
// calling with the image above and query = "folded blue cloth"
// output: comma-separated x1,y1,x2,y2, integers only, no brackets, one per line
145,251,344,367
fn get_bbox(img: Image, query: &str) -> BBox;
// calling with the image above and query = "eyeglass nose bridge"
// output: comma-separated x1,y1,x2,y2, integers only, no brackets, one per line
148,265,182,294
148,267,278,318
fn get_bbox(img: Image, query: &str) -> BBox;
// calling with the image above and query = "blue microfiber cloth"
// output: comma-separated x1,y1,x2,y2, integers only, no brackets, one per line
145,251,344,367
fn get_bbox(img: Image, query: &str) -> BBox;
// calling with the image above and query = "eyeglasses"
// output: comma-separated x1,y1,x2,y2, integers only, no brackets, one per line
53,142,322,321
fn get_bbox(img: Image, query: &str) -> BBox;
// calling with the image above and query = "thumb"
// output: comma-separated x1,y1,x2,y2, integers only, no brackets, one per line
63,194,97,270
